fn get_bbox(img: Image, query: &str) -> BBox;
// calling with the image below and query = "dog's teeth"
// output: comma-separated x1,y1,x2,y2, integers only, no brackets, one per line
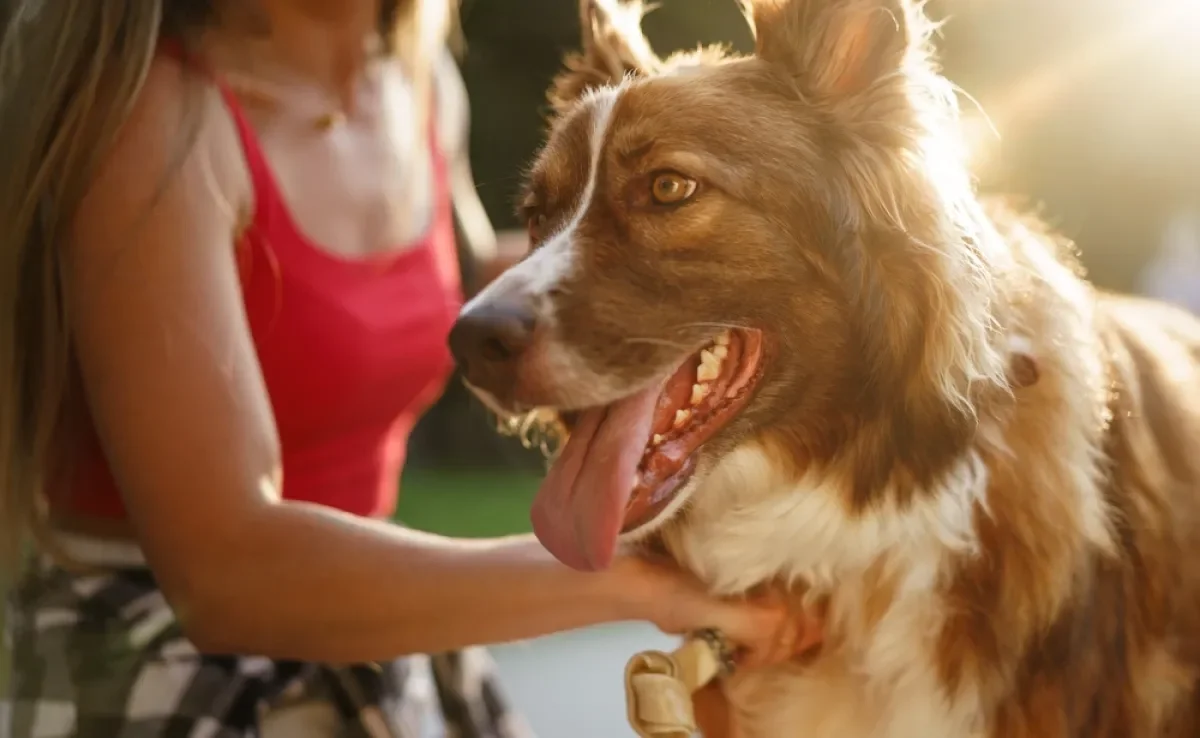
651,433,665,446
712,345,728,360
697,350,722,382
674,409,692,428
715,331,731,346
690,383,710,405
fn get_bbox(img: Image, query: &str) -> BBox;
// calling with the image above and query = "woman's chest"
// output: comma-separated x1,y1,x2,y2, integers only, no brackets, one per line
264,127,434,258
245,65,436,260
240,238,462,443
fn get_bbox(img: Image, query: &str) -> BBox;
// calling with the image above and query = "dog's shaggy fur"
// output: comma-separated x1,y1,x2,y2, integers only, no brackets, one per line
453,0,1200,734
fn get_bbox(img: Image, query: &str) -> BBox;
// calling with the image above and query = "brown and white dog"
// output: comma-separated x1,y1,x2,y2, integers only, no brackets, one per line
448,0,1200,735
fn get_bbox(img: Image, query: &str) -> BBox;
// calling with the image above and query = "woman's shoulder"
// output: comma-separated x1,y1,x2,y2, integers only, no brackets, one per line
82,51,252,235
432,47,470,161
65,49,254,290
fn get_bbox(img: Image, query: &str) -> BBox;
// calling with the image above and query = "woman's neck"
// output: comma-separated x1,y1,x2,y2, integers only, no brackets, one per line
222,0,384,101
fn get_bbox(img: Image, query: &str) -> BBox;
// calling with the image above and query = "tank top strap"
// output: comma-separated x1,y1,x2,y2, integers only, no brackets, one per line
158,37,450,241
157,38,279,204
209,82,279,203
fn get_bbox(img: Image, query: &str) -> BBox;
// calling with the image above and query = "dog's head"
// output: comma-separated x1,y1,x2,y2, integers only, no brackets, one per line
449,0,1010,571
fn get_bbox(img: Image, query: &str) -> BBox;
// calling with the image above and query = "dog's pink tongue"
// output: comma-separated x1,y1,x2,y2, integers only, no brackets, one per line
530,385,659,571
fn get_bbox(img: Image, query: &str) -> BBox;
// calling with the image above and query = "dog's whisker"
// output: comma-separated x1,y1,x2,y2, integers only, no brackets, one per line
673,321,752,334
621,336,694,350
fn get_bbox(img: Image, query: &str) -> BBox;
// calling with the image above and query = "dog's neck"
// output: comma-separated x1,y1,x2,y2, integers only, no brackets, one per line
655,214,1111,608
657,438,989,598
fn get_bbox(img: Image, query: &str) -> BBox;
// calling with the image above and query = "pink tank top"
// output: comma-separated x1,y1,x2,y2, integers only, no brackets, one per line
57,45,462,520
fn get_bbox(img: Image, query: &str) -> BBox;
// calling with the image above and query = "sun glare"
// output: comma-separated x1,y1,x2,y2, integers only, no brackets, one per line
1160,0,1200,69
957,0,1200,176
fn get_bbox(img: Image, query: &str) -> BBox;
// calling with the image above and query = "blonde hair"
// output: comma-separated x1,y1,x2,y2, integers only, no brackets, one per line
0,0,455,571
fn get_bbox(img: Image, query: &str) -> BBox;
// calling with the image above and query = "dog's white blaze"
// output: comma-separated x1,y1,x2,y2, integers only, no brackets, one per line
456,87,635,406
524,86,623,304
458,84,692,410
459,85,624,323
534,88,631,401
493,86,638,406
667,439,990,738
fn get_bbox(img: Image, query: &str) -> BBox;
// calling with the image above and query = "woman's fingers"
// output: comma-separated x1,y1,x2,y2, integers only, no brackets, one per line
715,595,822,669
627,554,822,668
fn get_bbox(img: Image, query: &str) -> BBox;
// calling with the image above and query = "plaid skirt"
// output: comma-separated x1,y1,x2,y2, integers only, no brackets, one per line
2,535,533,738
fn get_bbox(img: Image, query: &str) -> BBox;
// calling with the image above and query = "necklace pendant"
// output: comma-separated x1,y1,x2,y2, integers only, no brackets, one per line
315,111,346,131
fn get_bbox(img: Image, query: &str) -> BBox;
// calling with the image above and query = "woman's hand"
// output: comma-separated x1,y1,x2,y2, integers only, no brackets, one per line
617,556,822,737
615,554,823,668
612,554,820,737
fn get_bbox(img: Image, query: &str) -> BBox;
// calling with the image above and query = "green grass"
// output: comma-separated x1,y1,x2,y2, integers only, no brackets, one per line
395,467,540,537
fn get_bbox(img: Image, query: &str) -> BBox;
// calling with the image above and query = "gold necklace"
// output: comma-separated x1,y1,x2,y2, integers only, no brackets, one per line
313,110,347,131
207,32,382,133
224,77,348,132
313,37,382,131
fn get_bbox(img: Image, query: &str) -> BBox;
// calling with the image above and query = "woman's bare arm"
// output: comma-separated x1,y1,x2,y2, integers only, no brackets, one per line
66,57,797,663
434,49,496,266
434,49,528,292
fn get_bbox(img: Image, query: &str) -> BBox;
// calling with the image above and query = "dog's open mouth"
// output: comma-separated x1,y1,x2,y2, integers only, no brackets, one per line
530,329,765,571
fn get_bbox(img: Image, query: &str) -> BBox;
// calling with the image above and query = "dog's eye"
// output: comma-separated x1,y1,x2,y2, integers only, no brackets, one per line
527,212,547,242
650,171,698,205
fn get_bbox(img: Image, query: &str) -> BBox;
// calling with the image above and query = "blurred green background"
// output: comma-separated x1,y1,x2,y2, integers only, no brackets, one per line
395,468,538,537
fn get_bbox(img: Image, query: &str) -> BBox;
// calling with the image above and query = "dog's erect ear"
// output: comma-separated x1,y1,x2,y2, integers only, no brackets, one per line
549,0,662,113
741,0,915,100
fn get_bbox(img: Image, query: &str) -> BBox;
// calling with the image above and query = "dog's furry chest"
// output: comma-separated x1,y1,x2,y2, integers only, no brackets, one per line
656,444,990,737
721,576,983,738
686,546,981,738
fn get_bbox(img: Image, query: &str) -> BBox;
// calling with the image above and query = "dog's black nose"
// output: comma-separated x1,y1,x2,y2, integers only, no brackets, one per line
448,301,537,389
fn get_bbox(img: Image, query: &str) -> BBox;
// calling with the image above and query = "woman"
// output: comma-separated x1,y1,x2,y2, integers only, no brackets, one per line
0,1,816,736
